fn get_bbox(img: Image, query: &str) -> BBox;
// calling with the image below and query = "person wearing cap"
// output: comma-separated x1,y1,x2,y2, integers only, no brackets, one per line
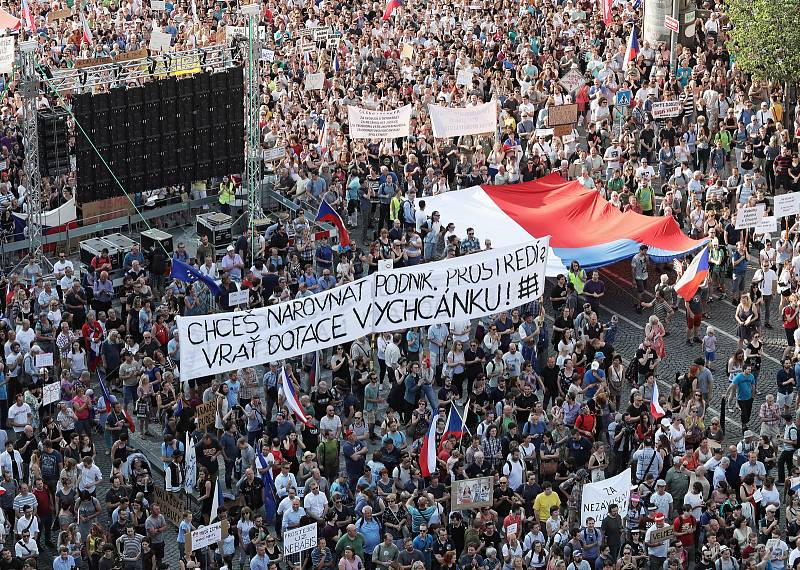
645,511,669,569
650,478,673,520
220,245,244,282
567,549,590,570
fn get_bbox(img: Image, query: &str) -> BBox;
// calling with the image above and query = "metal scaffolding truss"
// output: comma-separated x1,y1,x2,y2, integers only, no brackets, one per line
44,43,240,93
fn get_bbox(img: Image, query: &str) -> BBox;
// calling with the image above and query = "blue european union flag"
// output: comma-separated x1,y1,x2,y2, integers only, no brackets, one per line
170,258,222,296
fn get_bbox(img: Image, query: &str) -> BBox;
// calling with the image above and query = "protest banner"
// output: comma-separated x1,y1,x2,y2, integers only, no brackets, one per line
154,487,185,526
580,469,631,526
378,259,394,272
149,30,172,52
451,476,494,511
774,193,800,218
35,352,54,368
559,69,585,93
428,101,497,138
42,383,60,406
547,103,578,127
283,522,317,556
651,100,682,119
735,204,766,229
754,215,778,234
177,239,550,379
648,525,675,543
346,105,412,139
196,400,217,431
304,73,325,91
229,289,250,307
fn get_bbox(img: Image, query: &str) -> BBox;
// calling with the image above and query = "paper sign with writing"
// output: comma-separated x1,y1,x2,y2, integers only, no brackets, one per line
347,105,412,139
42,382,60,406
735,204,766,229
313,27,329,42
149,30,172,53
774,193,800,218
229,289,250,307
456,69,474,86
304,73,324,91
559,69,585,94
154,487,185,526
190,522,222,551
150,0,166,10
754,215,777,235
283,523,317,556
0,38,13,76
47,8,72,21
547,103,578,127
225,26,249,44
195,400,217,431
651,100,682,119
264,146,286,162
261,48,275,62
401,43,414,59
35,352,54,369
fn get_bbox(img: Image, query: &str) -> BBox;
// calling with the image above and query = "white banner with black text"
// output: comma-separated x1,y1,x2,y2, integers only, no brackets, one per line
428,101,498,138
177,239,549,378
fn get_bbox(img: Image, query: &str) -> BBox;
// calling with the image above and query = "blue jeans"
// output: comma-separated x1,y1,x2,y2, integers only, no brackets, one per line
420,384,438,411
123,385,137,408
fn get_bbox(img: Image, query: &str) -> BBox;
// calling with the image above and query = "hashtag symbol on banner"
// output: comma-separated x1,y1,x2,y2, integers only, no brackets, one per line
517,274,539,300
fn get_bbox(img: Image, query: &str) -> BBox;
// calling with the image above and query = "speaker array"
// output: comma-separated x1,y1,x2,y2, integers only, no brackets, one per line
37,108,70,178
73,67,245,203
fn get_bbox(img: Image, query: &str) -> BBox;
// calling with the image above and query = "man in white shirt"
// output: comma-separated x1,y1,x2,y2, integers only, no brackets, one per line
603,141,622,180
274,462,298,500
15,320,35,354
302,481,328,523
14,507,38,540
650,480,674,519
52,253,74,278
753,259,778,328
7,394,31,434
14,529,38,558
0,441,23,480
77,456,103,495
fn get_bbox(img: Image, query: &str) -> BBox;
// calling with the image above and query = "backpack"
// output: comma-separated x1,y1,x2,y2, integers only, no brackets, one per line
624,361,637,384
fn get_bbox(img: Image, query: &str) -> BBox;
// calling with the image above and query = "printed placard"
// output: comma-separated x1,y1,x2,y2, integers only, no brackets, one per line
754,215,777,234
190,522,222,551
313,27,329,42
261,49,274,62
648,525,674,543
451,477,494,511
304,72,324,91
150,0,166,10
651,100,682,119
154,487,185,526
401,43,414,59
735,204,766,229
428,101,498,138
264,146,286,162
0,37,14,75
346,105,412,139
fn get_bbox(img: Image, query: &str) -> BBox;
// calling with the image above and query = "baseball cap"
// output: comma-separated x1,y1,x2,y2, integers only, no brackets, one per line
656,479,666,486
226,245,234,251
653,512,665,521
594,352,606,360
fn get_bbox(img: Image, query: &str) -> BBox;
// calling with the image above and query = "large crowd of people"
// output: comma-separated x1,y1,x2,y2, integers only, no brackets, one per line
0,0,795,569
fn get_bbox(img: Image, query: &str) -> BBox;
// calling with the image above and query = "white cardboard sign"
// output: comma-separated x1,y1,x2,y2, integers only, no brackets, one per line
304,73,324,91
774,193,800,218
735,204,766,229
283,522,317,556
229,289,250,307
42,382,60,406
190,522,223,551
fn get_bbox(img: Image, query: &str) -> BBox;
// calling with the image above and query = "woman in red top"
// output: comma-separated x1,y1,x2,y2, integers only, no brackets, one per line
782,293,798,346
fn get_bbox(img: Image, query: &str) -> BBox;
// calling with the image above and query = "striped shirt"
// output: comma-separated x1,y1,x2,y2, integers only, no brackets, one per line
12,492,37,514
117,534,144,561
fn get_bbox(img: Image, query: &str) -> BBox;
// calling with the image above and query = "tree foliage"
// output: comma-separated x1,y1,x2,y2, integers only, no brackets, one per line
723,0,800,84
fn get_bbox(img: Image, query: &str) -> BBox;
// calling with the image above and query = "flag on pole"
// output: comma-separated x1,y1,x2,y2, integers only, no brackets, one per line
651,381,666,420
209,479,223,523
622,25,639,71
278,367,314,427
602,0,612,25
262,461,277,524
79,9,93,45
674,246,709,302
170,258,222,296
184,434,197,492
315,201,351,249
420,413,439,477
191,0,199,22
382,0,401,20
124,409,136,432
20,0,34,30
317,120,329,155
97,372,113,413
442,403,467,441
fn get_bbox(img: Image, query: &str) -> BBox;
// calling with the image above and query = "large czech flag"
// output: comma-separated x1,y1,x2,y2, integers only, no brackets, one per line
316,200,351,249
420,413,439,477
420,174,706,276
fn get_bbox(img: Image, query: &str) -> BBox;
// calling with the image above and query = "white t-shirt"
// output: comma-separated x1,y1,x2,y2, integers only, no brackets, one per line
7,402,31,432
649,491,673,517
753,268,778,296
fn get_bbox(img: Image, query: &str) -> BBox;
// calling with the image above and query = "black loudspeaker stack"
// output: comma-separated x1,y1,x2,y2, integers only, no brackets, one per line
37,108,71,178
73,67,246,204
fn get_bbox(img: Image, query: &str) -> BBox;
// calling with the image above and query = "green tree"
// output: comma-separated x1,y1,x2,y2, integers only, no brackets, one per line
724,0,800,84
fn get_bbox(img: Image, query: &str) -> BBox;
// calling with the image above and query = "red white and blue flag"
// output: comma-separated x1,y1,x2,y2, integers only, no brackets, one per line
79,9,93,45
317,120,329,155
442,401,468,441
675,246,709,301
651,381,666,420
622,25,639,71
98,371,113,413
420,413,438,477
278,366,314,427
21,0,34,30
382,0,401,20
602,0,612,25
316,200,351,249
